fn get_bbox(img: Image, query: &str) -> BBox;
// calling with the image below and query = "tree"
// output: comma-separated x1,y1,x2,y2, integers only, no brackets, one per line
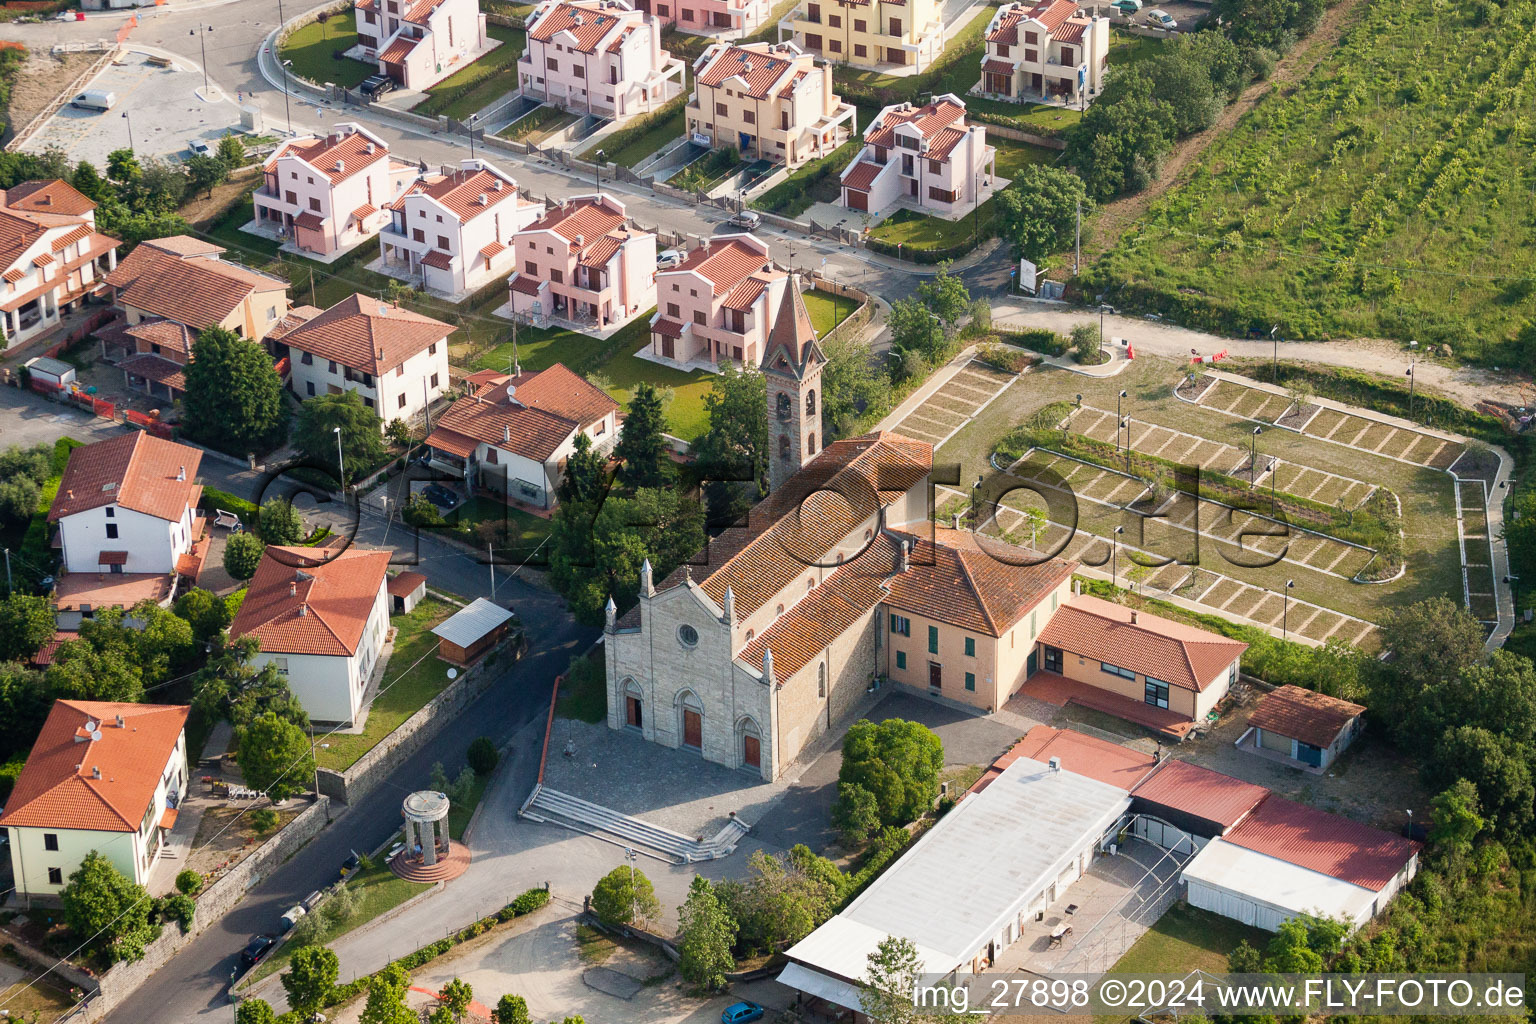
887,296,946,363
861,935,924,1024
1370,597,1487,730
590,864,660,927
322,881,358,925
72,160,104,200
716,847,841,955
467,736,499,775
106,148,140,183
192,634,310,731
403,491,446,527
0,474,39,529
385,417,413,447
131,598,196,679
831,781,881,848
131,158,189,213
677,876,737,991
185,153,228,198
1408,650,1536,748
223,531,265,580
615,382,672,489
995,165,1090,262
361,963,416,1024
0,663,49,762
235,712,314,801
175,869,204,896
492,994,531,1024
820,330,890,442
45,634,144,703
693,361,768,503
60,851,157,962
257,496,306,545
216,132,247,169
294,390,386,487
1429,727,1534,836
183,327,288,455
0,592,56,662
174,587,232,643
1062,71,1177,200
235,1000,279,1024
557,432,609,507
283,945,339,1019
915,262,970,329
835,718,945,828
1070,322,1101,363
1429,778,1484,858
439,978,474,1023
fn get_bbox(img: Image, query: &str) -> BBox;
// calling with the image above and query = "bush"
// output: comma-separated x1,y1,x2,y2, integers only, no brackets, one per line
510,887,549,916
175,869,204,896
223,532,265,580
250,808,280,835
996,327,1067,357
161,893,196,932
467,736,499,775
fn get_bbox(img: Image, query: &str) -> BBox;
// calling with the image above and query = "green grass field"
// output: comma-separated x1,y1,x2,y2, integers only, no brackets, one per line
413,25,526,121
803,287,857,336
1084,0,1536,358
279,13,377,89
1104,901,1266,978
580,96,688,167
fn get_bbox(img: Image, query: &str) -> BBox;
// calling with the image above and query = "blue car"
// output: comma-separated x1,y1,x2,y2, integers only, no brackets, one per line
721,1002,765,1024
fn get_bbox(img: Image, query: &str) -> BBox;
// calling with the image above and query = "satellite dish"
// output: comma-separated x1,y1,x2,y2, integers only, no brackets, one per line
90,728,102,741
446,668,459,680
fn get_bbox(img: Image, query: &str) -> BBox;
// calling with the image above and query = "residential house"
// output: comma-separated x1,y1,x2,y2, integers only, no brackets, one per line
228,546,393,725
424,362,619,508
839,94,996,215
379,159,543,298
648,232,786,368
518,0,685,119
784,0,944,70
251,124,417,257
648,0,771,39
978,0,1109,105
354,0,489,90
101,236,295,401
506,193,657,329
0,180,120,349
1243,685,1366,772
277,293,452,425
686,41,855,167
0,701,189,903
47,433,208,629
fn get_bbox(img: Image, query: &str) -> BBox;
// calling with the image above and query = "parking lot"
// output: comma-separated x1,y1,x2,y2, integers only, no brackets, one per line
20,51,245,166
891,357,1019,449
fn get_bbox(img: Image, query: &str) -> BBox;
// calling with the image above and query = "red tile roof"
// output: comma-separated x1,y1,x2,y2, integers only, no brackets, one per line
387,570,428,597
380,34,420,62
527,1,629,52
578,231,626,269
885,528,1076,637
398,167,520,222
270,128,388,184
1131,758,1269,829
1248,685,1364,748
427,362,617,462
105,239,283,330
842,160,882,191
925,125,968,162
721,272,771,312
866,98,968,151
1224,796,1420,891
666,236,777,296
982,58,1017,75
480,240,506,261
280,293,451,374
123,317,195,356
30,630,78,668
5,180,96,217
51,223,93,252
651,316,684,338
230,546,392,657
421,249,454,270
695,43,797,99
48,432,202,523
0,700,187,832
294,211,326,231
1039,593,1247,692
509,274,542,296
520,195,627,252
1055,19,1086,42
982,726,1157,792
119,353,188,392
1027,0,1077,32
987,7,1022,43
353,203,377,221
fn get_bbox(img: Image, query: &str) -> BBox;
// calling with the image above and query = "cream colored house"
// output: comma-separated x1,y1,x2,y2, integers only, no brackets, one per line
0,180,120,350
686,41,855,167
978,0,1110,105
839,94,996,215
783,0,944,70
518,0,685,119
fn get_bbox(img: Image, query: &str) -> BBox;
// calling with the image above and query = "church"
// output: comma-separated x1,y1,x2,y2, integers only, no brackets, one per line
604,283,1248,780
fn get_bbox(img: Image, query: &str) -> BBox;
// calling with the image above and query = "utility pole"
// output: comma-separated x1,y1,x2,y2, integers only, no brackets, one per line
309,266,317,306
489,544,496,599
1074,198,1081,275
3,548,10,593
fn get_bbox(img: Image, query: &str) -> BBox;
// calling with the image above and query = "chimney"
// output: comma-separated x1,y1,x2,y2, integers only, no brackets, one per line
290,581,298,597
40,193,51,206
576,234,585,247
91,766,101,779
364,142,376,154
299,604,309,617
478,194,489,206
115,714,125,728
1047,756,1061,773
1130,610,1139,625
950,512,961,530
176,465,186,482
503,424,511,443
897,538,910,574
334,159,345,173
1073,579,1081,596
492,178,504,191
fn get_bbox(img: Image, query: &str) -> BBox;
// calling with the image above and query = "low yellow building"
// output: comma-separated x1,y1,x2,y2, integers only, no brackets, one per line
685,41,856,167
781,0,945,71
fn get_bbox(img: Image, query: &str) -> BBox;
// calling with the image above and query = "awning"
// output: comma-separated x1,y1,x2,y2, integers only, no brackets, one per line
425,426,478,458
159,807,179,830
352,203,378,221
3,268,24,283
294,211,326,231
33,252,54,267
651,317,684,338
421,249,454,270
776,963,865,1014
509,274,541,296
480,240,506,261
98,550,129,565
52,224,93,251
982,58,1017,75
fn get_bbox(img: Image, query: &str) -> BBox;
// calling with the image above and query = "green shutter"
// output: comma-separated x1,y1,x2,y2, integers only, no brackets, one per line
964,637,975,657
964,672,976,691
896,651,906,670
890,613,898,633
928,625,938,653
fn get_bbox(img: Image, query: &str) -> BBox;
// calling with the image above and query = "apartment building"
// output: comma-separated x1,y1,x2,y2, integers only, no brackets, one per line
840,95,996,216
378,159,542,298
277,294,452,424
784,0,944,71
647,0,771,39
686,41,855,167
251,124,417,257
0,180,120,350
648,233,787,368
506,193,657,330
355,0,488,90
518,0,685,119
979,0,1109,105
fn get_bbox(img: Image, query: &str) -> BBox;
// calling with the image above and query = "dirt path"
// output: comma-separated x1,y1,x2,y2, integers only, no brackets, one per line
1082,0,1373,259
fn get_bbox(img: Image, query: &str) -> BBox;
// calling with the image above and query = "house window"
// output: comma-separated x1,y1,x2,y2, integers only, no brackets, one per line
329,360,339,374
105,523,118,539
306,381,316,396
430,373,439,388
929,159,942,174
1025,30,1038,43
397,364,405,377
854,43,867,57
48,867,63,885
526,261,538,275
398,394,407,408
413,228,426,243
964,637,975,657
574,64,585,78
1051,591,1058,610
829,38,841,52
965,672,976,692
429,342,438,355
1043,645,1062,673
105,507,114,518
997,43,1010,56
693,310,706,325
485,448,499,464
854,17,866,30
1031,610,1037,637
895,650,906,670
778,435,790,459
308,197,321,212
1144,676,1170,709
928,625,938,654
267,306,278,321
743,110,755,124
546,57,559,71
364,397,374,409
272,657,289,674
716,102,728,115
666,302,680,317
436,235,449,250
551,269,564,284
44,833,58,852
828,13,840,26
928,186,956,202
1025,48,1038,61
890,614,910,636
1101,662,1136,681
888,16,901,33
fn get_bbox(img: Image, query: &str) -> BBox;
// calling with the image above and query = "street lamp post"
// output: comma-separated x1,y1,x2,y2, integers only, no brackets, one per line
280,60,295,136
1111,525,1124,589
1282,579,1295,639
595,149,604,194
1270,325,1280,381
191,26,213,97
623,847,639,924
1250,426,1263,488
1406,359,1416,421
121,110,134,153
1115,390,1128,451
333,425,345,491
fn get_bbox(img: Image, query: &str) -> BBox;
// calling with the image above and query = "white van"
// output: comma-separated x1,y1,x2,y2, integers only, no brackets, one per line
70,90,117,112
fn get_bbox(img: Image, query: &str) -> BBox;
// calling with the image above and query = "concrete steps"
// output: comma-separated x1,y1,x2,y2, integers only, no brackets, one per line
520,785,749,863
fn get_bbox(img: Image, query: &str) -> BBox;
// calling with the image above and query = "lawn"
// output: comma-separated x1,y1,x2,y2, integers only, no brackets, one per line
556,649,606,723
993,136,1059,178
279,12,377,89
1083,0,1536,359
445,497,552,560
668,147,744,191
470,314,715,439
314,598,456,771
243,862,433,985
1103,902,1266,989
869,206,990,252
803,287,856,336
579,95,688,168
447,771,490,839
412,25,526,121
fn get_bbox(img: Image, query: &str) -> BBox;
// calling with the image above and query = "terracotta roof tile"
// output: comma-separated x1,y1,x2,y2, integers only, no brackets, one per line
527,1,629,52
270,128,388,185
421,249,454,270
509,274,542,296
842,160,882,191
480,240,507,260
119,353,187,392
721,272,770,312
0,700,187,832
665,235,777,296
48,433,202,523
51,223,93,252
695,43,797,100
4,180,96,217
982,58,1016,74
978,725,1157,792
105,239,282,330
1028,0,1077,32
866,98,968,151
123,318,195,356
1224,796,1420,890
651,316,683,338
143,236,225,257
761,281,822,380
265,305,321,342
925,125,968,162
294,211,326,231
1131,758,1269,828
886,527,1076,637
987,7,1022,42
1039,593,1247,691
1055,19,1086,42
229,546,392,657
1247,685,1365,748
520,195,627,252
398,167,519,221
427,362,616,461
280,293,451,374
578,231,625,268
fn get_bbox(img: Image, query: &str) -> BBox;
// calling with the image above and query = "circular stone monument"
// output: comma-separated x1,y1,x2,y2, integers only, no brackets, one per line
389,790,470,882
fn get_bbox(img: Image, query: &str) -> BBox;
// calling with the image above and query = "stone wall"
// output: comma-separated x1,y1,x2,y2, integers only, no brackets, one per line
981,122,1068,150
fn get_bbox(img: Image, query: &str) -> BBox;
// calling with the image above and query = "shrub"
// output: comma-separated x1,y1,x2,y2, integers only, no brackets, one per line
161,893,196,932
995,327,1068,356
467,736,499,776
175,869,204,896
510,887,549,916
250,808,280,835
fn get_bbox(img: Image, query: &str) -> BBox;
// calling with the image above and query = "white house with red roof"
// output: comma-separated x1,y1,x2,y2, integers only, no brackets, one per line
650,0,771,40
647,233,787,369
686,41,855,166
0,180,120,350
978,0,1108,105
0,700,189,902
517,0,685,119
229,546,394,725
376,159,543,299
250,124,419,258
424,362,620,507
277,293,453,424
505,193,657,332
839,94,997,217
47,433,209,629
355,0,489,90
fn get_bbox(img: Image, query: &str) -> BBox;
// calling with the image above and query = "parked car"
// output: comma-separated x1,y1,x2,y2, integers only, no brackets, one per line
656,248,685,270
1144,8,1177,27
186,139,212,158
278,904,307,933
422,483,458,510
728,209,761,230
360,74,395,98
239,935,276,968
70,90,117,112
342,851,361,875
1110,0,1141,12
721,1002,765,1024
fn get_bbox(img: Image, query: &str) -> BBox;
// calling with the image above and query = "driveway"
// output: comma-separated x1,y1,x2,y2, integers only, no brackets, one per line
0,386,127,451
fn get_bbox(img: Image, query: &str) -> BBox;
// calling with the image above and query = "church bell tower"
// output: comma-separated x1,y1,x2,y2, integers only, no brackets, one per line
762,276,827,493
